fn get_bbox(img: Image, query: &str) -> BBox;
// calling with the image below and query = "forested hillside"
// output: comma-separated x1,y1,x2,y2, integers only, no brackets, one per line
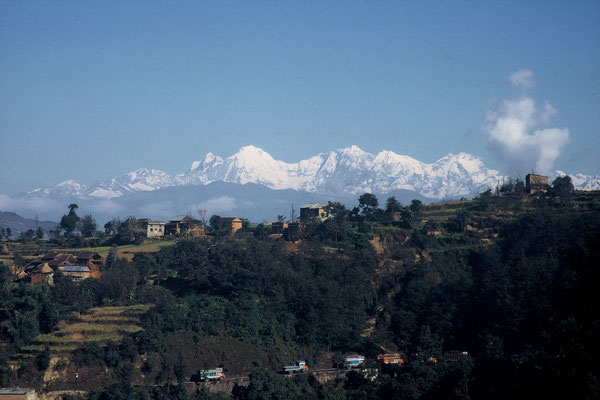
1,186,599,399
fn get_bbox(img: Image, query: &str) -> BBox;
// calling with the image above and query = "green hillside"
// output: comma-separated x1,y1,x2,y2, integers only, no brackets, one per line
0,188,598,399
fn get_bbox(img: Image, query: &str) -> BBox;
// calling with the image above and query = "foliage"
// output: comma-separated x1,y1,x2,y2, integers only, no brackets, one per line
358,193,379,220
1,193,598,399
80,214,98,237
36,345,51,371
60,204,80,235
552,175,575,199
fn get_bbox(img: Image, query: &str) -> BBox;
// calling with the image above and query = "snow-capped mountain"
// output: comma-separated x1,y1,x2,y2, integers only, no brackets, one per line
27,179,88,198
24,145,600,201
87,168,176,199
178,145,506,198
178,145,508,198
555,171,600,191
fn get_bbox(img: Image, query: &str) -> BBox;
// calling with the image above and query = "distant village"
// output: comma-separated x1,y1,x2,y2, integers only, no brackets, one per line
3,173,559,290
12,202,334,288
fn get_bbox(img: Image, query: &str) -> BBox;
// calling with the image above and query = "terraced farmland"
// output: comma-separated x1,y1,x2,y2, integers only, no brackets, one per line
15,304,150,360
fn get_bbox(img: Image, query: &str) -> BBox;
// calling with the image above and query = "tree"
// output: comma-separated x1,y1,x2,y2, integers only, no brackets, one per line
60,204,80,235
35,226,44,239
253,224,271,240
209,215,231,237
499,178,515,195
325,201,349,221
514,179,525,197
451,209,469,233
117,217,144,244
5,228,11,239
19,229,35,242
358,193,379,219
410,199,423,220
277,214,286,223
39,300,59,333
552,175,574,198
80,214,97,237
36,346,51,371
104,218,121,236
385,196,402,215
173,353,187,384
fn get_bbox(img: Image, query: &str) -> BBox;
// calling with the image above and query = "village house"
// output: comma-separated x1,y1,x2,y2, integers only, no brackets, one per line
271,222,288,235
137,218,165,238
525,173,549,194
30,263,54,286
0,388,36,400
60,265,91,281
284,222,301,241
221,217,243,235
164,216,204,236
165,216,187,236
188,224,205,238
25,251,104,283
299,203,329,222
74,251,103,278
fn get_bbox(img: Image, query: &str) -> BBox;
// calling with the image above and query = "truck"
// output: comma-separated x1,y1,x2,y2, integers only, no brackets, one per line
377,353,404,365
343,355,365,368
199,368,226,381
283,361,308,374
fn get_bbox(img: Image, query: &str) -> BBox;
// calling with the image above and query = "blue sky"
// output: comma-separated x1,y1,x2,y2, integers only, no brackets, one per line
1,1,599,194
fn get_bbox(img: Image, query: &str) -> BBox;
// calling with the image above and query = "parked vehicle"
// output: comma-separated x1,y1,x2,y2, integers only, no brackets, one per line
377,353,404,365
283,361,308,373
199,368,226,380
343,355,365,368
443,351,469,362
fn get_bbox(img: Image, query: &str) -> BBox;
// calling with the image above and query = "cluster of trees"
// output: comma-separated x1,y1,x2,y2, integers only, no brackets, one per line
2,174,597,399
332,193,424,226
0,227,12,239
480,175,575,199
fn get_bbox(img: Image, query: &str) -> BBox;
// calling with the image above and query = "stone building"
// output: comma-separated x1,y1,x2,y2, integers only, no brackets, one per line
221,217,243,235
299,203,328,222
137,218,165,238
0,388,36,400
525,174,549,194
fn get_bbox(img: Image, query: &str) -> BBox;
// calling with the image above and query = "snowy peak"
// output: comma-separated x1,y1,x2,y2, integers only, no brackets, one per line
28,179,87,198
87,168,175,199
24,145,600,201
554,170,600,191
190,152,224,172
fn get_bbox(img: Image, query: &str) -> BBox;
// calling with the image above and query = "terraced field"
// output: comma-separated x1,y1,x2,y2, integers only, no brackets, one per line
14,304,150,360
58,240,176,259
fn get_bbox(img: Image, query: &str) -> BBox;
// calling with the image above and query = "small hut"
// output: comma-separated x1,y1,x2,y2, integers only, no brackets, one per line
30,263,54,286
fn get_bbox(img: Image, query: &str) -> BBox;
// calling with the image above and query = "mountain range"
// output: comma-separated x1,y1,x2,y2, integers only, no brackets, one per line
25,145,513,200
6,145,600,223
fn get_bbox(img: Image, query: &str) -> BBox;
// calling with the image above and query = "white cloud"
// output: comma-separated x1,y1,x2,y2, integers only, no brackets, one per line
88,199,125,214
0,194,62,213
194,196,237,215
483,73,570,174
509,68,534,88
138,201,174,219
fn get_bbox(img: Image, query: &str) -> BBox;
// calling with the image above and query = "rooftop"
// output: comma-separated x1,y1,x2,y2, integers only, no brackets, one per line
61,266,90,273
301,203,325,209
0,388,35,395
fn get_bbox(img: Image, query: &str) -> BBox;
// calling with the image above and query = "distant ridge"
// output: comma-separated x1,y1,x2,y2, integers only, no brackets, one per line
0,211,56,237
